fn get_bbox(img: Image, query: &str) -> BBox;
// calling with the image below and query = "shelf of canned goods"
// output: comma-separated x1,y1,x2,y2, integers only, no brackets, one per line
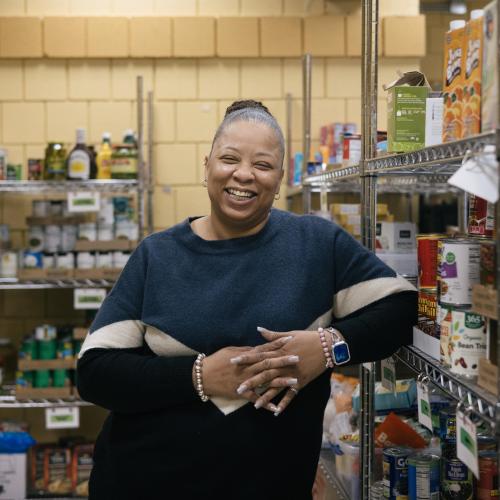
0,180,139,193
0,277,117,290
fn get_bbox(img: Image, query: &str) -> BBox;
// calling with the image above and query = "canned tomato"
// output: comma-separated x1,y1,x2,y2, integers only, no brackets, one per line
418,289,437,336
408,453,440,500
478,450,499,500
468,194,494,237
480,240,496,287
449,309,486,378
417,235,442,289
383,447,410,499
438,238,481,306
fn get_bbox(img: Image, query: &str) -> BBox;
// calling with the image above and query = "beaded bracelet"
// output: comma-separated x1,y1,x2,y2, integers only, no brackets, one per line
194,353,209,402
318,327,334,369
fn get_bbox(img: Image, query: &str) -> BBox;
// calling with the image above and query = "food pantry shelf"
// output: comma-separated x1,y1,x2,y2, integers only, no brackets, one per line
0,395,91,409
318,448,348,500
0,180,139,193
0,277,116,289
395,345,497,428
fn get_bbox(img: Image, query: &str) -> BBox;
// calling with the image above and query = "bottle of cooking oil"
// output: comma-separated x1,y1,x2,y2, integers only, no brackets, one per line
66,128,96,180
96,132,112,180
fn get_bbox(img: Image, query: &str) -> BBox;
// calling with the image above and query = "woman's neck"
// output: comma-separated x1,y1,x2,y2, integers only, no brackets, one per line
191,213,270,241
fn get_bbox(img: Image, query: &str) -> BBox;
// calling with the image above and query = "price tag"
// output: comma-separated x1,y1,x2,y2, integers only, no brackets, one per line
417,380,433,430
381,357,396,393
456,408,479,478
67,191,100,212
45,407,80,429
74,288,106,310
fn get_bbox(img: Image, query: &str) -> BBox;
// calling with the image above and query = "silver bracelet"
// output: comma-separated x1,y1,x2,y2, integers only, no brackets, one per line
194,353,209,402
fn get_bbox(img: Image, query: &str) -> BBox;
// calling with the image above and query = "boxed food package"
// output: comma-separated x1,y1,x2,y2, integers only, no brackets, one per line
425,93,444,146
482,0,498,131
385,71,430,152
29,444,47,496
0,454,27,499
72,444,93,497
43,447,72,496
443,20,466,142
330,203,359,216
376,222,416,252
352,379,417,412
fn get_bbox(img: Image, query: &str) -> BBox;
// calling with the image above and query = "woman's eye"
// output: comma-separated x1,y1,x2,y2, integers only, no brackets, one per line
256,163,272,169
221,156,238,163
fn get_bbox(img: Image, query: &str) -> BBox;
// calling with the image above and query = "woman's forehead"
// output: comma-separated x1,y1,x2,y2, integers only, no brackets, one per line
214,120,281,151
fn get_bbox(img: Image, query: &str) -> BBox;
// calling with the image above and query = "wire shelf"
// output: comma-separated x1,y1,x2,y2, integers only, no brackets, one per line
303,165,360,184
0,395,92,409
0,180,139,193
319,448,349,500
0,278,116,289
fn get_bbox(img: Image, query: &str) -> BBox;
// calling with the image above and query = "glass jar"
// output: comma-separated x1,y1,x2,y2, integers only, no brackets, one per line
44,142,67,181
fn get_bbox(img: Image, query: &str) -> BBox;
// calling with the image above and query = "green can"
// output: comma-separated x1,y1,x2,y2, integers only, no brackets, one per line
56,339,74,360
38,339,56,360
20,337,37,360
73,339,83,357
52,369,68,388
16,370,33,388
34,370,51,388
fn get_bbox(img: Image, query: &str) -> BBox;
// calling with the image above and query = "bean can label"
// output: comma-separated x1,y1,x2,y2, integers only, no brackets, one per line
383,448,410,500
478,451,499,500
439,305,453,366
441,458,473,499
438,239,480,305
449,310,486,378
408,454,440,500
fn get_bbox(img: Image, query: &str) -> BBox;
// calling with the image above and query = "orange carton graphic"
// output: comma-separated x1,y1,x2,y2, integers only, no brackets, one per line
443,21,466,142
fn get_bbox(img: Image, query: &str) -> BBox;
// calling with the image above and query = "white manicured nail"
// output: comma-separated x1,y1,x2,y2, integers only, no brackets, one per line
268,404,278,412
236,384,248,395
230,356,242,364
254,401,262,409
257,326,264,332
274,409,281,417
287,378,298,386
288,355,300,363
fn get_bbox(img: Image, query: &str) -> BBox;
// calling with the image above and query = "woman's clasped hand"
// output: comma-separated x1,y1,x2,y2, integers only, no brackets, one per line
200,327,329,416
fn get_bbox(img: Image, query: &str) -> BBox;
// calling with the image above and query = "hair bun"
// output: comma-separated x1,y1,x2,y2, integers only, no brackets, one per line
224,100,272,118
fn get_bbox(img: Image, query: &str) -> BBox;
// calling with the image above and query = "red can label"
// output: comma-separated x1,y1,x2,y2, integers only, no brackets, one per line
418,236,441,288
469,195,494,237
478,454,499,500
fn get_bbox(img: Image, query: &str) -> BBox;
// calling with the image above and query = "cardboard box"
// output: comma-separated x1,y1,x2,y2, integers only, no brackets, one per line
482,0,498,131
472,284,498,319
338,213,361,226
425,94,444,146
478,358,498,395
0,454,26,500
376,222,416,252
330,203,359,216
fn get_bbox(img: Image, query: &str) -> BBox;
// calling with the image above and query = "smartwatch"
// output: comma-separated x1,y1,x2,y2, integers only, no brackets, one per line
325,327,351,365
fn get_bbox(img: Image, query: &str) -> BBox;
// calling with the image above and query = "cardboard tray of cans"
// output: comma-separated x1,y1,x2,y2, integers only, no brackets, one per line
478,358,498,396
26,215,85,225
74,239,136,251
472,284,498,320
18,359,76,371
16,387,73,399
18,268,74,280
73,268,122,280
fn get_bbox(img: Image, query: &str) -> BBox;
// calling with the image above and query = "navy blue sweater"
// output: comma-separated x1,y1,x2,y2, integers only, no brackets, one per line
77,209,416,499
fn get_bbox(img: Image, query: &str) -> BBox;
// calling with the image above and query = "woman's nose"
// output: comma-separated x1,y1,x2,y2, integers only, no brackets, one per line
233,163,254,182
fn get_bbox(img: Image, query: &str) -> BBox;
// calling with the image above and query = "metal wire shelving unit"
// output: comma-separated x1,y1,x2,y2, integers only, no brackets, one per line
0,277,117,290
0,180,138,193
318,448,349,500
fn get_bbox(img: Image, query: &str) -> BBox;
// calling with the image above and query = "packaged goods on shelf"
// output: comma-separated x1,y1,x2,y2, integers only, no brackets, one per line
352,379,417,413
376,222,416,252
482,0,498,131
468,194,495,237
28,159,43,181
67,128,96,181
425,93,444,147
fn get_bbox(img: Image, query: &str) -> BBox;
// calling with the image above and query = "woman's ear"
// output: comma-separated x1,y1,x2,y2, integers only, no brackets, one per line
204,155,209,181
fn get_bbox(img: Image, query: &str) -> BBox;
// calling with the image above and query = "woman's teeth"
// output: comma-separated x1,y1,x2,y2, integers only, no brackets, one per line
227,188,254,199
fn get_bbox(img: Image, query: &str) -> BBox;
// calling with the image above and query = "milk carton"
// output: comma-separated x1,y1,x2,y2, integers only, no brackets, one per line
482,0,498,131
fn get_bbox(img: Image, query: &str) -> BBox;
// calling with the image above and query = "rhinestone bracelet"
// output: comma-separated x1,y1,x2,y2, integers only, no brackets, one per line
194,353,209,402
318,327,334,369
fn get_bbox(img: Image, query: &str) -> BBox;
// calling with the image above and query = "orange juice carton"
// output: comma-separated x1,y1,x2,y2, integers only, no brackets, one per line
463,10,484,137
482,0,498,131
443,20,466,142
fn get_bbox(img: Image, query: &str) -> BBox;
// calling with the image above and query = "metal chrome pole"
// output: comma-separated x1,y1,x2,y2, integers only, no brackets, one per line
147,90,154,235
360,0,378,498
496,0,500,486
136,75,145,240
302,54,312,182
286,92,293,186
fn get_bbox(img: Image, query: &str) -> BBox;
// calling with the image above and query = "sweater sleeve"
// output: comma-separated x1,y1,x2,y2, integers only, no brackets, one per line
76,240,199,413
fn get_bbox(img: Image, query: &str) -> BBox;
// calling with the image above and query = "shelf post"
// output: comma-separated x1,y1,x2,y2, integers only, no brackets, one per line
147,90,154,235
302,54,312,182
136,75,145,240
496,0,500,483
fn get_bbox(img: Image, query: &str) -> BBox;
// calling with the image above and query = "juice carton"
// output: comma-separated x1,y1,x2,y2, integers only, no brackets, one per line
443,20,466,142
463,10,484,137
482,0,498,132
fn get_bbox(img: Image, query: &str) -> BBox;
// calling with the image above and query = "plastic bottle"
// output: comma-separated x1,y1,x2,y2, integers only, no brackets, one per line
66,128,96,180
96,132,112,180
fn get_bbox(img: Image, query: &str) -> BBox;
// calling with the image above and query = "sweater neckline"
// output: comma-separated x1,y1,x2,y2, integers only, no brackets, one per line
175,209,281,254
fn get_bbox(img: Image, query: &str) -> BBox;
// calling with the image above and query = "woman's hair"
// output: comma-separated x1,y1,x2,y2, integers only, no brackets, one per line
210,99,285,166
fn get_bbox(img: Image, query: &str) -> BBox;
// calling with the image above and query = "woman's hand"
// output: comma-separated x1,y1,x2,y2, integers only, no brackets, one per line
232,327,329,415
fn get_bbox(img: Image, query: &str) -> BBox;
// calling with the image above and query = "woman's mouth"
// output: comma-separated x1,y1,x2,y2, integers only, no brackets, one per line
224,188,257,201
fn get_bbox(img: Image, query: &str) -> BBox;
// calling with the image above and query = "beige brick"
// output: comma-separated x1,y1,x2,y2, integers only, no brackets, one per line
43,17,85,57
383,16,426,57
287,98,303,140
421,54,443,90
283,58,325,98
199,0,239,15
130,17,172,57
25,60,67,101
111,60,154,100
25,144,45,162
241,59,282,99
153,186,175,229
0,61,23,101
47,102,88,143
380,0,419,17
378,59,421,96
2,194,33,231
0,17,42,58
261,17,302,57
111,0,154,14
311,99,345,140
175,186,211,222
197,143,211,183
69,0,112,14
26,0,68,15
89,102,133,144
377,98,387,131
198,60,239,99
0,1,25,15
241,0,282,15
304,17,345,57
217,17,259,58
153,102,175,142
3,103,44,144
176,101,217,142
155,60,197,100
2,145,23,165
216,100,236,123
346,11,382,57
69,60,111,100
326,1,360,15
87,17,128,58
326,59,361,98
154,0,196,15
155,144,197,185
346,98,361,130
173,18,215,57
283,0,324,15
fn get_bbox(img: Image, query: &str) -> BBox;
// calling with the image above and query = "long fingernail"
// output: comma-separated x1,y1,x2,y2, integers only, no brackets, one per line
282,336,293,343
287,378,298,386
274,409,281,417
254,401,262,409
288,355,300,363
236,384,247,394
230,356,242,364
257,326,264,332
268,404,278,412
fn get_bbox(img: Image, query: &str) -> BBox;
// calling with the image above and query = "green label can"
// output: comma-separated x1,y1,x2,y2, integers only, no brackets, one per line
408,453,440,500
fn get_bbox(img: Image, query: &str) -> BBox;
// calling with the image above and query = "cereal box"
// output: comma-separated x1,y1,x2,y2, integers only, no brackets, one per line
482,0,498,131
463,10,484,137
443,20,466,142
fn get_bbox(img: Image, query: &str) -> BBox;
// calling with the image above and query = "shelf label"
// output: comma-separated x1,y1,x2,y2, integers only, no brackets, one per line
45,407,80,429
381,357,396,393
417,380,433,430
74,288,106,310
67,191,100,212
456,409,479,478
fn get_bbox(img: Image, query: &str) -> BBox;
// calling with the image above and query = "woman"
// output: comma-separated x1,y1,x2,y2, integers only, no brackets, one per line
77,100,416,499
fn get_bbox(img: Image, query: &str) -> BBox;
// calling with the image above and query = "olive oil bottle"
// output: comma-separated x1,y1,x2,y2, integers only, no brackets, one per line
67,128,97,180
96,132,112,180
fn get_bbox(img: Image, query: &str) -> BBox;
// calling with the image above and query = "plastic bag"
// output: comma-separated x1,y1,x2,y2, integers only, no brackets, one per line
0,432,36,453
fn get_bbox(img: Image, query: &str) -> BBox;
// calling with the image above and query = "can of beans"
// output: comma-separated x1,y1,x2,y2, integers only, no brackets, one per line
407,453,440,500
418,289,438,336
34,369,51,388
53,369,69,388
383,447,410,499
480,240,496,287
438,304,456,365
449,309,487,378
478,450,499,500
438,238,481,306
417,235,442,289
19,337,37,360
468,194,494,237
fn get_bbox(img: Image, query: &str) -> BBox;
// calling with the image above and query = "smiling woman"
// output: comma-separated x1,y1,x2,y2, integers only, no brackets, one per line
76,99,417,500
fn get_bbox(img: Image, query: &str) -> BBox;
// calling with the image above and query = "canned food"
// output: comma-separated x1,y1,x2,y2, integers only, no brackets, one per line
97,223,113,241
418,289,437,337
417,235,442,289
449,310,486,378
35,324,56,341
53,369,69,388
49,201,63,216
439,408,456,439
23,250,43,269
28,226,44,252
477,435,497,452
6,163,21,180
44,225,62,253
28,159,43,180
408,453,440,500
383,447,411,500
439,305,453,366
37,339,56,360
56,252,74,269
98,198,114,224
115,220,138,240
42,253,55,269
19,338,37,360
478,450,499,500
34,369,51,388
16,370,33,388
0,251,17,278
76,252,95,269
56,339,73,360
112,251,130,268
78,223,97,241
480,240,496,287
44,142,66,181
32,200,50,217
370,480,384,500
438,238,481,306
343,133,362,166
96,252,112,269
441,457,473,499
468,194,494,237
61,225,77,252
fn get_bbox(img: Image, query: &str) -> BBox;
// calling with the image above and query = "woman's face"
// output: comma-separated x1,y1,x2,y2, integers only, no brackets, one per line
205,120,284,230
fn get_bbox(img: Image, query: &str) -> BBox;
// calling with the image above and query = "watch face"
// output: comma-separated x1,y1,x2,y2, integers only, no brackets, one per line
332,342,350,365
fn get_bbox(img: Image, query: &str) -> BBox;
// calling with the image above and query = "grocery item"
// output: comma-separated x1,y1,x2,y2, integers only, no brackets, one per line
478,450,498,499
407,453,440,500
67,128,97,181
468,194,494,237
383,447,411,500
425,93,444,147
52,369,69,388
0,251,17,278
480,240,496,287
439,304,455,366
111,130,138,179
57,253,74,269
449,309,487,378
49,200,63,216
112,250,130,268
76,252,95,269
23,250,43,269
42,253,55,269
370,480,384,499
96,252,112,268
97,223,113,241
375,412,427,449
44,142,67,181
342,133,361,166
34,369,51,388
56,339,73,360
38,340,57,360
376,222,416,252
0,149,6,179
28,159,43,180
61,225,77,253
32,200,50,217
28,225,44,252
43,447,72,495
418,289,437,336
31,444,48,494
482,0,498,131
20,338,37,360
97,132,112,180
439,408,457,439
6,163,22,180
441,438,474,500
438,238,480,306
71,444,94,497
443,20,466,142
78,223,97,241
44,225,62,253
